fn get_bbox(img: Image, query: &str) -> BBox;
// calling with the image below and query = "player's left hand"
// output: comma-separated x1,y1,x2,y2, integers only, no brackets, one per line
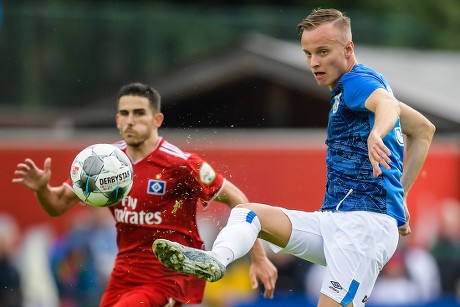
399,223,411,236
398,199,412,236
367,131,392,177
249,256,278,299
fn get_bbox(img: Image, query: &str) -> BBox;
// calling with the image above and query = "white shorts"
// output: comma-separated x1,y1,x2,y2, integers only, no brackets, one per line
268,210,399,307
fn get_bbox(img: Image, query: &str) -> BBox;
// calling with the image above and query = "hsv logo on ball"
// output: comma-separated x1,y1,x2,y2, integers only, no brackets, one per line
70,143,134,207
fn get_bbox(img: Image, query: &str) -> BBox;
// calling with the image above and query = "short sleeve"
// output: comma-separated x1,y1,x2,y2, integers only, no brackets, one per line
342,73,385,111
185,153,225,207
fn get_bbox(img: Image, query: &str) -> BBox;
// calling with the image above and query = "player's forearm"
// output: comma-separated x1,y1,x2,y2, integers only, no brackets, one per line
217,180,249,208
399,102,436,196
35,185,76,216
371,98,401,138
249,238,268,262
401,127,435,196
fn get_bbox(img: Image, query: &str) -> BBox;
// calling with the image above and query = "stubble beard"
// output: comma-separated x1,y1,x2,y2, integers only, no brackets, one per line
126,140,142,148
123,134,143,148
124,132,150,149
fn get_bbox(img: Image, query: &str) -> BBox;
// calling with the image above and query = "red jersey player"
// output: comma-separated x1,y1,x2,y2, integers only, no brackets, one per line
12,82,278,306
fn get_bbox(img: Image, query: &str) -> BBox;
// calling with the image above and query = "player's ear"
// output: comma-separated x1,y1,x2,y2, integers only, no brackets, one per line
344,41,354,57
154,112,164,128
115,113,121,129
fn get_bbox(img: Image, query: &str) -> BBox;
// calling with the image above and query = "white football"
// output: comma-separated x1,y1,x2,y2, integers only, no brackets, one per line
70,143,133,207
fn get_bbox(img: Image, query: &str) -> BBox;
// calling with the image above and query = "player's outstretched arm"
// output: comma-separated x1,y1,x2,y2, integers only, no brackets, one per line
398,102,436,236
12,157,79,216
216,180,278,298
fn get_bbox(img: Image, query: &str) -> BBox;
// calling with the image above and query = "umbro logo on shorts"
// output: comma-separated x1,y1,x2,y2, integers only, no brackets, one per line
329,281,343,293
362,295,369,303
330,281,343,289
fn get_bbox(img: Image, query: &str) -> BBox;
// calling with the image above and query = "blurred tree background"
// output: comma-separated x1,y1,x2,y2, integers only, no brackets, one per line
0,0,459,116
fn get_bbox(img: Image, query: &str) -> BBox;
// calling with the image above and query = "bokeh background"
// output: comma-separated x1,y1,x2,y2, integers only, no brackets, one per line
1,1,460,306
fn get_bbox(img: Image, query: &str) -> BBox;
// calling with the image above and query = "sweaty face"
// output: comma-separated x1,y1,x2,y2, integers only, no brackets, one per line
301,23,353,90
116,95,157,147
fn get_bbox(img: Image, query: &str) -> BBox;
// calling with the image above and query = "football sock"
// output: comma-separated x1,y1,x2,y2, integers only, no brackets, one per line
211,207,261,267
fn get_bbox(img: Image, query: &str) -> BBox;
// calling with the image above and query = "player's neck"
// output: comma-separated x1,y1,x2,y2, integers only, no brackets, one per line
127,136,160,163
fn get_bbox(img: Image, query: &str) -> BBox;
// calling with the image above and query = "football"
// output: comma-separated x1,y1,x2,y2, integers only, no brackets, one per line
70,143,133,207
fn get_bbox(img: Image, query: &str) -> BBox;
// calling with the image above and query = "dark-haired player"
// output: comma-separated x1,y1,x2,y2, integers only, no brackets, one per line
13,82,277,306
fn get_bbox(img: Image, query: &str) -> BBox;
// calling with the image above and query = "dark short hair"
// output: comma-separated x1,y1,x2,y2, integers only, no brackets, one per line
117,82,161,112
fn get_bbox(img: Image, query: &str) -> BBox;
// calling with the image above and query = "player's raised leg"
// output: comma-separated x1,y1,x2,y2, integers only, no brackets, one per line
153,203,292,281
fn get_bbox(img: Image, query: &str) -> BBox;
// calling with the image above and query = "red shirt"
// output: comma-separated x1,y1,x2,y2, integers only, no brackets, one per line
67,138,225,304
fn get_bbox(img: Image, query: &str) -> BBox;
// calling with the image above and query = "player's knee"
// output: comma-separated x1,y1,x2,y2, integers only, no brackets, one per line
228,206,261,231
234,202,250,209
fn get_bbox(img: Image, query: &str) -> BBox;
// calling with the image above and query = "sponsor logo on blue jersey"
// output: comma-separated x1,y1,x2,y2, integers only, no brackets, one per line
395,126,404,146
332,93,342,114
147,179,166,195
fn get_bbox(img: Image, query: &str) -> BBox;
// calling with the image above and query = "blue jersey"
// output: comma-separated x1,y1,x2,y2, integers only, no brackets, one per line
321,64,406,226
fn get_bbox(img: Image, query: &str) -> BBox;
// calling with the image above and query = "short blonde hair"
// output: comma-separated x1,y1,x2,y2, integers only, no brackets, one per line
297,8,352,41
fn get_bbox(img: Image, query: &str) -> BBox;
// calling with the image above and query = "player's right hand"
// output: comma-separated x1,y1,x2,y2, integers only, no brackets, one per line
12,158,52,192
249,255,278,299
367,130,392,177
